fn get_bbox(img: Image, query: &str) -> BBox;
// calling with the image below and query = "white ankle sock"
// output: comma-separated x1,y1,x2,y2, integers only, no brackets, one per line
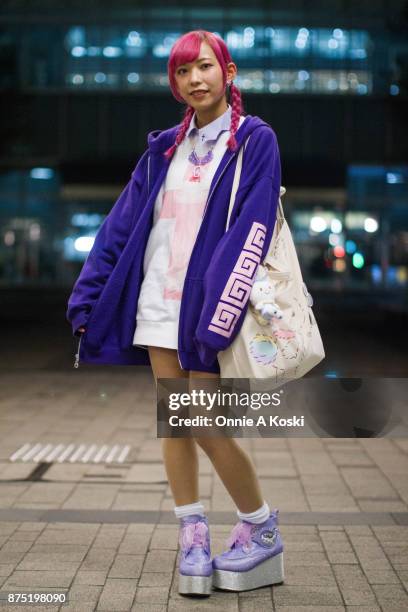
237,501,270,524
174,501,205,520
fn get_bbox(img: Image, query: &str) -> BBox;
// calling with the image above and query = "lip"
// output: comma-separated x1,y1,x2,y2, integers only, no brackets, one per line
191,90,209,97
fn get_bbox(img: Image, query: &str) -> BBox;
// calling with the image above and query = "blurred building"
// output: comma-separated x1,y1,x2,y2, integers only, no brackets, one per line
0,0,407,313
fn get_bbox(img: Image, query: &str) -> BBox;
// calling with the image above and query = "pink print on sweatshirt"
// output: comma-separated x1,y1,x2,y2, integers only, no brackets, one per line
159,188,206,300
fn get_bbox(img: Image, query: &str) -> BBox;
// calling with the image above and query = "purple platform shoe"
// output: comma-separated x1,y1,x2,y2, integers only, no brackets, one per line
212,509,284,591
178,514,212,595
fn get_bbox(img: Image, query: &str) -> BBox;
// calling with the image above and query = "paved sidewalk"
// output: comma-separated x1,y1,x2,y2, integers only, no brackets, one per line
0,370,407,611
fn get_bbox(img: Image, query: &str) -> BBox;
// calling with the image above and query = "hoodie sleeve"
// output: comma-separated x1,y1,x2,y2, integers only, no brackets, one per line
193,127,282,366
66,150,148,337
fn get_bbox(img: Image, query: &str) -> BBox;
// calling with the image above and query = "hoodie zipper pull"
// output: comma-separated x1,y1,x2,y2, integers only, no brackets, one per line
177,350,183,369
74,334,82,369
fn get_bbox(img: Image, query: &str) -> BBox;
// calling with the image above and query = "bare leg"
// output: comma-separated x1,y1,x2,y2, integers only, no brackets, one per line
149,347,199,506
190,370,264,513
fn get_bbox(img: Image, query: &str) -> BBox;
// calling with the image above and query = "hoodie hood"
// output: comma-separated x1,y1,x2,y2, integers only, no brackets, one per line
147,114,270,153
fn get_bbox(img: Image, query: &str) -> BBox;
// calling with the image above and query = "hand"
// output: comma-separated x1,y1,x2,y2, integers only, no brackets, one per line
78,327,86,333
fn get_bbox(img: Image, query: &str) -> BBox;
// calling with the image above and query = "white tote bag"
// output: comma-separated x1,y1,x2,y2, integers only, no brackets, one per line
217,139,325,384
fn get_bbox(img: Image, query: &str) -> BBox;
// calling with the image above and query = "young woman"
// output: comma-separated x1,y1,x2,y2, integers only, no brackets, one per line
67,30,284,596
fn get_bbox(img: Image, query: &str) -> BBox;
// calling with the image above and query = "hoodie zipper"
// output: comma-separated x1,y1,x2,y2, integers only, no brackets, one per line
201,150,240,221
198,148,242,251
200,133,249,221
74,334,83,369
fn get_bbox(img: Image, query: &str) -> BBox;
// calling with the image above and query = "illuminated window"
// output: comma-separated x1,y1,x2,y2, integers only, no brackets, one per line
17,20,385,95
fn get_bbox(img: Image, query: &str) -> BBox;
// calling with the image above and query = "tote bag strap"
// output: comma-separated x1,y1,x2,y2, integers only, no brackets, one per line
226,137,287,231
225,136,250,231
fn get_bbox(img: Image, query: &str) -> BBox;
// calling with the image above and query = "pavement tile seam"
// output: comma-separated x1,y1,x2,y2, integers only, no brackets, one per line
373,462,407,506
369,522,408,597
4,521,51,577
318,528,348,609
65,522,105,609
126,521,173,610
294,462,312,514
335,463,373,513
237,587,274,610
342,525,388,610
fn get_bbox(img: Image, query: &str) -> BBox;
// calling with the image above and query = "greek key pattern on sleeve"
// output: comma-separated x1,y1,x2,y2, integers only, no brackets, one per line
208,222,267,338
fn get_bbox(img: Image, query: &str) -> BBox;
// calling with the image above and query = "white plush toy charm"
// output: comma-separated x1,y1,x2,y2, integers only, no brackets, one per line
250,265,283,326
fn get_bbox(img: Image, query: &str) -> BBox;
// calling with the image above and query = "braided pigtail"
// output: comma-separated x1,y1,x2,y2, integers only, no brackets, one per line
226,82,243,152
164,105,195,161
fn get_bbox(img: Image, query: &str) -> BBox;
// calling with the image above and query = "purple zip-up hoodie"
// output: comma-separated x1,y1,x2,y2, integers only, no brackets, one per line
66,114,281,373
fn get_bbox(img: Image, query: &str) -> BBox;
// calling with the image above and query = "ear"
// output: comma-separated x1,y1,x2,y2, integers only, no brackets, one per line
226,62,237,82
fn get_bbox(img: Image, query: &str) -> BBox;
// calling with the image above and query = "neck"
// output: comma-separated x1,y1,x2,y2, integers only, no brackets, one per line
194,98,229,129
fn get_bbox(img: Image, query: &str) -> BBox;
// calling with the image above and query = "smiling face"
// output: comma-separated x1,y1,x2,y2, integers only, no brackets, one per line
174,40,236,114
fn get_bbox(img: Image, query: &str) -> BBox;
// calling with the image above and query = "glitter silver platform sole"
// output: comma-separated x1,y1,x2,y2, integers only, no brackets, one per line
178,573,212,595
213,552,284,591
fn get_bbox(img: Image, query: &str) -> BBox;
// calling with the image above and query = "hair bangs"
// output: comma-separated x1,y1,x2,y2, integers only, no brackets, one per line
171,32,203,71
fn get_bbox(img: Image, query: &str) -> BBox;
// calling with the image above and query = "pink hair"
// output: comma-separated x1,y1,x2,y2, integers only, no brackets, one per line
164,30,244,160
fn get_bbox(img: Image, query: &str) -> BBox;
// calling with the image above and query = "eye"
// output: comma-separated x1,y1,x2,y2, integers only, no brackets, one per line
177,68,187,75
201,63,212,69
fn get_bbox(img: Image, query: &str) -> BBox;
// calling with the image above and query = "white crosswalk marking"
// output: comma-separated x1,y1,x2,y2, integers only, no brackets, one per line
81,444,99,462
92,445,109,462
105,445,120,463
45,444,66,462
117,445,131,463
69,444,87,462
32,444,54,462
57,444,76,462
8,443,131,464
22,444,43,461
9,444,31,461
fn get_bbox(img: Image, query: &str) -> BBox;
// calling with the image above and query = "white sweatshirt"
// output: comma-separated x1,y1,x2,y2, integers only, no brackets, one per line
133,106,245,350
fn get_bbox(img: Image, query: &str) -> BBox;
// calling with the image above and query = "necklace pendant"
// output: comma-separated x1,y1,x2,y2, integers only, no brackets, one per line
189,165,201,183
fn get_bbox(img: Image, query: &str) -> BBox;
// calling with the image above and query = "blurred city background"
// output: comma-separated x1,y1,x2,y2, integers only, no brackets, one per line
0,0,407,375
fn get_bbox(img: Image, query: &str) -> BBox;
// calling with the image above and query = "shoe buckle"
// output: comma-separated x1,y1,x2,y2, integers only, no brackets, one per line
260,528,277,546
